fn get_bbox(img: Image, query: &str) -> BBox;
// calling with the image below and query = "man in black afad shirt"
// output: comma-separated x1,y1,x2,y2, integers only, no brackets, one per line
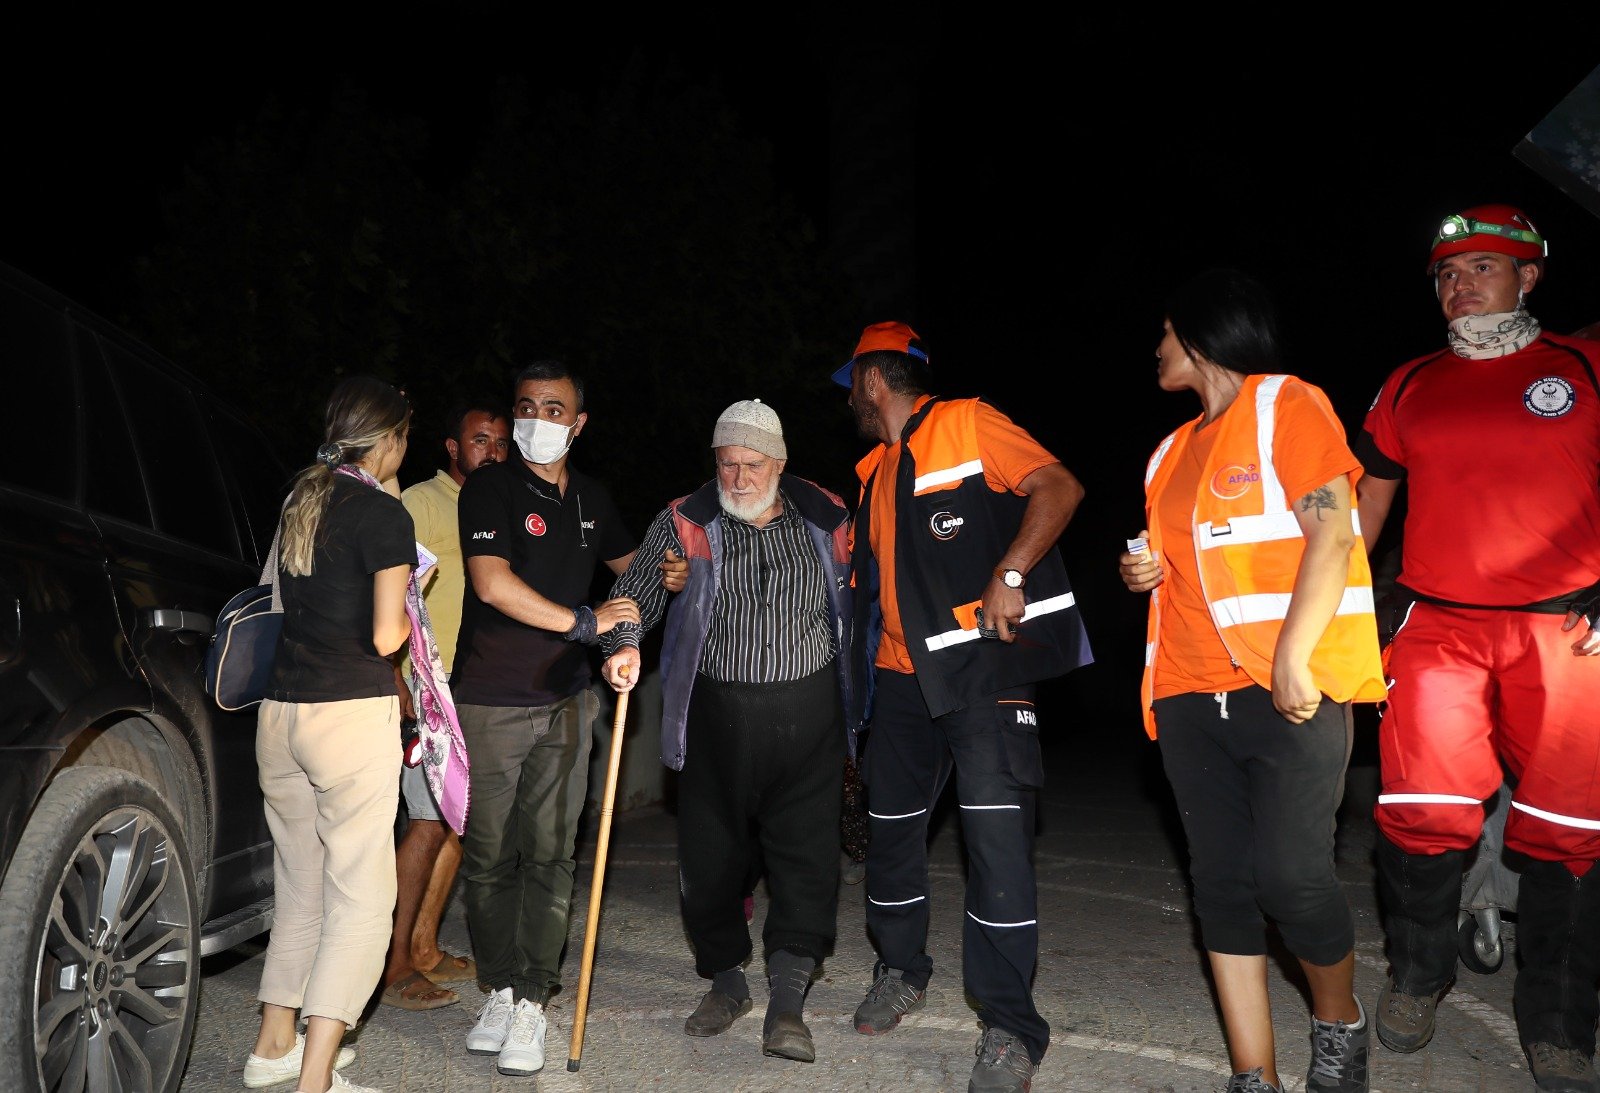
452,360,639,1079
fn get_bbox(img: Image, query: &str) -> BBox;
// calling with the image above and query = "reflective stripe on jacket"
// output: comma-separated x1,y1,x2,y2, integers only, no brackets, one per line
848,397,1092,725
1139,374,1385,739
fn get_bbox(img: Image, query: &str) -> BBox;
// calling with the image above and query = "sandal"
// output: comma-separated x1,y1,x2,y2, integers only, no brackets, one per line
380,970,459,1010
418,950,478,985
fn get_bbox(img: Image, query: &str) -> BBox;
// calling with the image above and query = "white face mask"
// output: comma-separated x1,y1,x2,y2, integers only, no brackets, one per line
513,417,573,465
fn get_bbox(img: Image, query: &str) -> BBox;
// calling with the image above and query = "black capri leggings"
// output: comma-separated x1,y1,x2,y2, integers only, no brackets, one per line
1153,685,1355,964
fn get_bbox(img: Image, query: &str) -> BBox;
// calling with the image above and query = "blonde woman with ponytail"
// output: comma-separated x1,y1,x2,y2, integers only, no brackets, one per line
243,376,415,1093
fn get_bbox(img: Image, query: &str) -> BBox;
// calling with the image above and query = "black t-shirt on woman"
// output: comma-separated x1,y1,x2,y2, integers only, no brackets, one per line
267,475,416,703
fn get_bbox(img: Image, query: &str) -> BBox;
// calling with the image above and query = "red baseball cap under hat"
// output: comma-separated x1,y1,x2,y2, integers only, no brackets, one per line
1427,203,1547,272
831,321,928,387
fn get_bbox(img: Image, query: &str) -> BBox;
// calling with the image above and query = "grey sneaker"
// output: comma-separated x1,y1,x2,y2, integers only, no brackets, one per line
853,968,925,1034
1224,1068,1282,1093
1375,978,1441,1053
1525,1042,1599,1093
968,1026,1037,1093
1307,997,1369,1092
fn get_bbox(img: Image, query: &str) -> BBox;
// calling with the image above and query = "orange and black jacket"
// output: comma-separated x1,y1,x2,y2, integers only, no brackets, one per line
847,397,1093,726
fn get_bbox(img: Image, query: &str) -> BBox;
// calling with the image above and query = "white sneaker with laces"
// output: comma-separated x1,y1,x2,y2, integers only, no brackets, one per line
242,1031,356,1088
466,987,515,1056
496,999,547,1076
316,1072,381,1093
290,1072,382,1093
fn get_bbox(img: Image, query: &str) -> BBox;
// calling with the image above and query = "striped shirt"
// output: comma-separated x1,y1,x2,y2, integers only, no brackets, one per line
604,490,835,683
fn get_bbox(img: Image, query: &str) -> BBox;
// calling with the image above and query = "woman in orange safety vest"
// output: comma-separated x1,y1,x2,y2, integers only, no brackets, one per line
1118,267,1385,1093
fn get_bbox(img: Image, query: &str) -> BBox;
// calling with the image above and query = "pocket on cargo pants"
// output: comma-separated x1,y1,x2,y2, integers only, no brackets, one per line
996,697,1044,788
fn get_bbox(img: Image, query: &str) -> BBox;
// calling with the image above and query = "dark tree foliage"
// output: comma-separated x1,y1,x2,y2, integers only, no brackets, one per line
130,82,434,470
127,60,864,533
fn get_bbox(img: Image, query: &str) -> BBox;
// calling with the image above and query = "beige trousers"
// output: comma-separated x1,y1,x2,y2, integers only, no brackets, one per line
255,696,401,1026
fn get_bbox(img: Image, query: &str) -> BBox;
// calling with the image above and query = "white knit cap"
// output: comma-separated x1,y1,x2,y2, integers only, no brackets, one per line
711,399,786,459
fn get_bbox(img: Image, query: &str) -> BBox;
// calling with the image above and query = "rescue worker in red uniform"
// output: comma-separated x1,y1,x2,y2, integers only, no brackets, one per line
834,322,1094,1093
1355,204,1600,1093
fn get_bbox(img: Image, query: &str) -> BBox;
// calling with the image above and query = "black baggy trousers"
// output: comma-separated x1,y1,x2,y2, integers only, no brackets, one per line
678,663,845,977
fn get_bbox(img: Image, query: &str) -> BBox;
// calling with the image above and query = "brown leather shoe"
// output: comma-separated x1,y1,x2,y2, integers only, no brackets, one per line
762,1011,815,1063
683,989,752,1037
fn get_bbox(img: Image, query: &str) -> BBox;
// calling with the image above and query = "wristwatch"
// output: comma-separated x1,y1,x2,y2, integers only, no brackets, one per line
995,567,1025,589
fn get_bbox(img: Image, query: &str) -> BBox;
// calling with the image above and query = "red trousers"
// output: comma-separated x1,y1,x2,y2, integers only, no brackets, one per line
1377,603,1600,868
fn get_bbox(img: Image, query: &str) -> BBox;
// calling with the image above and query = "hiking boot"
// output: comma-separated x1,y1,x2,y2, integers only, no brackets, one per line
1375,978,1441,1053
968,1026,1037,1093
683,989,752,1037
243,1031,356,1087
1306,997,1369,1092
1525,1042,1600,1092
465,987,515,1055
496,998,547,1076
853,968,926,1034
1224,1068,1283,1093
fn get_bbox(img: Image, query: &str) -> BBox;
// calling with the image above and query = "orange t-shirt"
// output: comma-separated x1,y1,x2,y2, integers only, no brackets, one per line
1150,382,1359,699
860,397,1059,674
1151,422,1250,698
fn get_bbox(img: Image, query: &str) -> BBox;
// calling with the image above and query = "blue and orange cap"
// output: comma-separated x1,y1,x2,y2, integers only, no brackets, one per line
831,321,928,388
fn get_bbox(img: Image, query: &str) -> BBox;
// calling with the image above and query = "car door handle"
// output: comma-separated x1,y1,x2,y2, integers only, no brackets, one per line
142,608,214,636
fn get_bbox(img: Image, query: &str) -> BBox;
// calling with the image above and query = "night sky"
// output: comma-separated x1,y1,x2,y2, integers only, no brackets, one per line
10,16,1600,717
15,21,1600,437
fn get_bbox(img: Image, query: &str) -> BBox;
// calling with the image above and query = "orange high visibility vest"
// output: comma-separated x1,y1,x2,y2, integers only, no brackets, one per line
1139,374,1385,738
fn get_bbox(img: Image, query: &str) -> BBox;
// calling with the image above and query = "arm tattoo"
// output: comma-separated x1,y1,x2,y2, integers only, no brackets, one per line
1297,485,1338,521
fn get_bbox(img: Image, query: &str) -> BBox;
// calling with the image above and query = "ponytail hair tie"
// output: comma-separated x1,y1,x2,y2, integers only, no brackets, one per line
316,443,343,467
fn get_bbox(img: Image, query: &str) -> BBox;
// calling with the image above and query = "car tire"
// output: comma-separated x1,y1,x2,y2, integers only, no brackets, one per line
0,766,200,1092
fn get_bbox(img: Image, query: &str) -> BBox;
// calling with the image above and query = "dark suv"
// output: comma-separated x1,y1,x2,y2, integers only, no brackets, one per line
0,260,285,1091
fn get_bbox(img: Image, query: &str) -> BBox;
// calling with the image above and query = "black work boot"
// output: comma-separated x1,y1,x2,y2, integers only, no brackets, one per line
1374,834,1465,1051
1514,859,1600,1082
763,949,817,1063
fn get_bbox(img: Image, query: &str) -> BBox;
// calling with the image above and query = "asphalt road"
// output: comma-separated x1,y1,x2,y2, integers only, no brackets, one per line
178,697,1534,1092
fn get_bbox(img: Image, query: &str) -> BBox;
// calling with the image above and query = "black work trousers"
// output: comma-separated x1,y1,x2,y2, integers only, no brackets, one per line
678,664,844,977
862,668,1048,1065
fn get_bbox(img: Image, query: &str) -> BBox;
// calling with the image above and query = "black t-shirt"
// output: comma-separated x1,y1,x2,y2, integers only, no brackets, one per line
267,476,416,703
453,458,635,706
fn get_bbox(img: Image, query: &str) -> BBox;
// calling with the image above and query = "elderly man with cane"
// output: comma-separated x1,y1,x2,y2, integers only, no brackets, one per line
600,398,855,1064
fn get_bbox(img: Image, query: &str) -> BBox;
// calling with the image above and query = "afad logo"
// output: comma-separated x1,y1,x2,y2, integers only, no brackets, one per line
929,511,964,540
1210,463,1260,501
526,513,548,537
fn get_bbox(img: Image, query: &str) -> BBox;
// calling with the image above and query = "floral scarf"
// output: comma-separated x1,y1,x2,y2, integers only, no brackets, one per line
337,465,471,833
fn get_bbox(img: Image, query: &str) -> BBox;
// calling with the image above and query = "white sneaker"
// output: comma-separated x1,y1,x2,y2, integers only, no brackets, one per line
242,1031,356,1087
496,999,547,1076
465,987,515,1056
323,1072,382,1093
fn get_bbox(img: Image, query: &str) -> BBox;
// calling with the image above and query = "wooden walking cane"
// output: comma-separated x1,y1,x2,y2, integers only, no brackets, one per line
566,668,630,1071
